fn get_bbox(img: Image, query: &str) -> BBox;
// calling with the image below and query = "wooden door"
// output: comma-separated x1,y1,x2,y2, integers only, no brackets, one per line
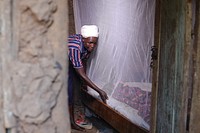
150,0,199,133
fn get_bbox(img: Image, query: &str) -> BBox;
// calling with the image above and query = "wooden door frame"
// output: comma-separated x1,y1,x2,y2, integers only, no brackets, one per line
150,0,160,132
189,0,200,132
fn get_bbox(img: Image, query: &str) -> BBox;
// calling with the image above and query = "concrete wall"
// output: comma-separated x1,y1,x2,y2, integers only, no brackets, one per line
0,0,70,133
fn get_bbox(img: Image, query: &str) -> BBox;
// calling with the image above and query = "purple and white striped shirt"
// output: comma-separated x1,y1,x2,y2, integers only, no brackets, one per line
68,34,88,68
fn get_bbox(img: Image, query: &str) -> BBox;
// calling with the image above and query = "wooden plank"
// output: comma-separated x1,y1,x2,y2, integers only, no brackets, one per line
150,0,160,132
182,0,193,132
82,90,148,133
190,0,200,132
156,0,187,133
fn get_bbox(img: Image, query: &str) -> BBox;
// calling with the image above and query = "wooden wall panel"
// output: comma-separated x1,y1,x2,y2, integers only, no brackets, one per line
190,0,200,132
150,0,160,132
68,0,76,35
156,0,188,132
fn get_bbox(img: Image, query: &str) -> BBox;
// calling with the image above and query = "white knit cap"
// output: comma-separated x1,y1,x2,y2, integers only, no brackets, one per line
81,25,99,38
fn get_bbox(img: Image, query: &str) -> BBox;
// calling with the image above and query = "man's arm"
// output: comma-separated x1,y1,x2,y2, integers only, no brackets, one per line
75,67,108,104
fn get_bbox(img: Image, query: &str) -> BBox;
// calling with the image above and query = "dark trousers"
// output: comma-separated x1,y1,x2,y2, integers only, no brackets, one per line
68,64,84,108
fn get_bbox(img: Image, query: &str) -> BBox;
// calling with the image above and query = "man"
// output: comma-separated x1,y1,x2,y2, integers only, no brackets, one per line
68,25,108,131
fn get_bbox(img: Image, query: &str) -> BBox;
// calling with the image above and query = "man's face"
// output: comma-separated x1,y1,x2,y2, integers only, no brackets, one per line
83,37,98,52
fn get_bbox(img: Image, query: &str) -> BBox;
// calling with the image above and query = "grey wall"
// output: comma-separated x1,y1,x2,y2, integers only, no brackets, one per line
0,0,70,132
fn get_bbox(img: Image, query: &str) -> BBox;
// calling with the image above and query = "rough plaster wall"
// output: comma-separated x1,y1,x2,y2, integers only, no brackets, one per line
0,0,70,133
0,0,5,132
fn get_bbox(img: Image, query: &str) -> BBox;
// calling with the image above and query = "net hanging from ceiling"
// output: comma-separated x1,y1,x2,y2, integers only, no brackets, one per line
73,0,155,130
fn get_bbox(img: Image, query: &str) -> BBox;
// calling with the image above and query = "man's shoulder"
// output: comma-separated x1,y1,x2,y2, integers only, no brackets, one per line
68,34,82,44
68,34,82,50
68,34,82,39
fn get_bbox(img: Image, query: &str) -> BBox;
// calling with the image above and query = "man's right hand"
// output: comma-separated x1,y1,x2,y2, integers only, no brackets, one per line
75,68,109,104
98,90,108,104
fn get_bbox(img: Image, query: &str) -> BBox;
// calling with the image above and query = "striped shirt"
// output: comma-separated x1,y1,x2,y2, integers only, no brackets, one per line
68,34,88,68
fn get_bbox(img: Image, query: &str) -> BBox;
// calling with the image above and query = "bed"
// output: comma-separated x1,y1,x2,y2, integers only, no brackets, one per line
83,82,151,133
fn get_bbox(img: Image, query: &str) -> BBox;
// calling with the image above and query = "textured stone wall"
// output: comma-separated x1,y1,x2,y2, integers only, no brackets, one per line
0,0,70,133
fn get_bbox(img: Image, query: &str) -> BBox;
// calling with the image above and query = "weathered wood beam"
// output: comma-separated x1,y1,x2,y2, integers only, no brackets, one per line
190,0,200,132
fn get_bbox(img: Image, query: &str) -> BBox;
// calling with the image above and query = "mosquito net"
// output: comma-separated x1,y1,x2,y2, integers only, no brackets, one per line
73,0,155,130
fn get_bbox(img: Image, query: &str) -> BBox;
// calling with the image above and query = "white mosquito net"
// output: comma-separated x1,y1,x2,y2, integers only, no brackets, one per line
73,0,155,130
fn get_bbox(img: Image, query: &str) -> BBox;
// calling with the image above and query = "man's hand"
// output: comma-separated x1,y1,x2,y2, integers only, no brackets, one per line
98,90,108,104
75,68,108,104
